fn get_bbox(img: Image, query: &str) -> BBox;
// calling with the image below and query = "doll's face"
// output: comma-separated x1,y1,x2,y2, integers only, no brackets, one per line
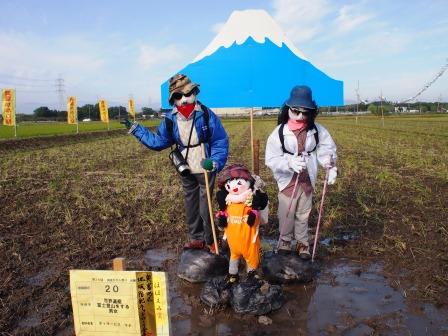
225,178,250,195
288,107,309,121
174,91,197,107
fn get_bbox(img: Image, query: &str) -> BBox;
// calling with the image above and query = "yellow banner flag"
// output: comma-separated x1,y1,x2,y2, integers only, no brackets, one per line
99,99,109,123
128,99,136,119
67,96,77,125
2,89,16,126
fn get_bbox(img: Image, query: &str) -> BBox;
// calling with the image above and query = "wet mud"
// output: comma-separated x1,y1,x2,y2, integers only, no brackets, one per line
144,245,448,336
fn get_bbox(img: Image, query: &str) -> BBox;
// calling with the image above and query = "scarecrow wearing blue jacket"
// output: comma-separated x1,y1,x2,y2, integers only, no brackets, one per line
122,74,229,253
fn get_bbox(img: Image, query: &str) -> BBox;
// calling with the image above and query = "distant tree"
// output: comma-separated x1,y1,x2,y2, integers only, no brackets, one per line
78,104,97,120
33,106,56,118
141,107,157,116
108,106,126,119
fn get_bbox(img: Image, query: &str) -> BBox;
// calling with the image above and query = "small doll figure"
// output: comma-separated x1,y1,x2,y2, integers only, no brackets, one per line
216,164,269,286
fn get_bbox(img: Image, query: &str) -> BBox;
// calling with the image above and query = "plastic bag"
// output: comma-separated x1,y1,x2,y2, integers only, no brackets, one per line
261,250,318,284
230,277,284,315
200,275,231,308
177,249,228,283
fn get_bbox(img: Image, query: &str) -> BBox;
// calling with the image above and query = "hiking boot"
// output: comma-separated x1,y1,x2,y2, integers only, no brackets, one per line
277,239,292,254
224,273,239,288
297,242,311,260
184,240,205,250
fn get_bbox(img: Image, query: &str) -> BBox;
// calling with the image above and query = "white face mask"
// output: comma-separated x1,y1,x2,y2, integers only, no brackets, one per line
288,107,307,121
174,93,196,107
225,178,251,195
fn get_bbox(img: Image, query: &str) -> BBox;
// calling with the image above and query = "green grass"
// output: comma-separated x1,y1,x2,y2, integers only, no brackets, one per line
0,120,160,139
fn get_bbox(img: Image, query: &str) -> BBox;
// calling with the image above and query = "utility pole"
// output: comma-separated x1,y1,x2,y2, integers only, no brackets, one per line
437,94,442,113
380,90,384,127
55,75,65,112
355,80,360,124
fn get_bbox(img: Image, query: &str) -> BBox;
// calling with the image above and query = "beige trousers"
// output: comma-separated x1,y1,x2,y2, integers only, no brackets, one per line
277,186,313,246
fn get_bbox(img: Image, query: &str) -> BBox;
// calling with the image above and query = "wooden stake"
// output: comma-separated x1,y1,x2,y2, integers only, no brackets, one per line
201,144,220,255
113,257,126,271
254,139,260,176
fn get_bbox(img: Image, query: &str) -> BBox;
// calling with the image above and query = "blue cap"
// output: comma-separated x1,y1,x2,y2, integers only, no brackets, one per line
285,85,317,110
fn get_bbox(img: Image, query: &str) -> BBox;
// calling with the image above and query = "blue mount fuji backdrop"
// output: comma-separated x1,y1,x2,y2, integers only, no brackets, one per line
161,37,343,109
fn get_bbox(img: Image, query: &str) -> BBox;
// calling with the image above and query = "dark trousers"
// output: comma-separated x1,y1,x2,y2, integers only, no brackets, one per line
180,172,215,245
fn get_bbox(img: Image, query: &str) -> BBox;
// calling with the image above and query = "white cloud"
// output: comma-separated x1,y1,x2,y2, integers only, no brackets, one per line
138,43,183,70
334,5,373,34
272,0,332,43
0,32,105,75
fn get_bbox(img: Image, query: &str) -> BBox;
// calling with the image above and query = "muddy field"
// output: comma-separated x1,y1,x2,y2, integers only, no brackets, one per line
0,115,447,335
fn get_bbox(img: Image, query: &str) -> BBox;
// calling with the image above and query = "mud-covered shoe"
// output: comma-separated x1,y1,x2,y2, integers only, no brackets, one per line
246,270,260,281
277,239,292,254
224,273,239,288
297,242,311,260
184,240,205,250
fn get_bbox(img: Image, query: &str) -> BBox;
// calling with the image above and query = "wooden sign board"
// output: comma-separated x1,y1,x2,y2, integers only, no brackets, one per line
70,270,170,336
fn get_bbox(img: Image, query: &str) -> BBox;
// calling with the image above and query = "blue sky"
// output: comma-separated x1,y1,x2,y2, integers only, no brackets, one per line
0,0,447,113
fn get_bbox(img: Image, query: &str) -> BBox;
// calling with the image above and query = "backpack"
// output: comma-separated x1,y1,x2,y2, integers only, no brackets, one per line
165,102,211,155
278,123,319,155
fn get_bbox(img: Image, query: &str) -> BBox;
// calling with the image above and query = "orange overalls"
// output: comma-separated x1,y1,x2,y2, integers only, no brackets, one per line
224,202,260,270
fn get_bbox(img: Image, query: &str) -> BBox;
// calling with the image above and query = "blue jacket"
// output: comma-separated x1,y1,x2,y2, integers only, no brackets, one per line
130,105,229,172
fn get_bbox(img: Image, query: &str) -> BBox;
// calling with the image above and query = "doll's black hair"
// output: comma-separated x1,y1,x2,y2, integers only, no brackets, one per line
221,176,255,191
277,104,318,130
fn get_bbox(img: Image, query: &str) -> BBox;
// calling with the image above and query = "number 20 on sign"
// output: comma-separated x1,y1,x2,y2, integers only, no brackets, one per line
70,270,170,336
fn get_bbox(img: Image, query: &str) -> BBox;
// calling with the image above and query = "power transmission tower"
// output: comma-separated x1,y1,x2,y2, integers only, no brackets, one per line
55,75,65,112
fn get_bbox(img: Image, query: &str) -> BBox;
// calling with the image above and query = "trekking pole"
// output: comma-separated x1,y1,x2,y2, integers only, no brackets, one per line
201,144,220,255
286,174,300,218
312,168,330,263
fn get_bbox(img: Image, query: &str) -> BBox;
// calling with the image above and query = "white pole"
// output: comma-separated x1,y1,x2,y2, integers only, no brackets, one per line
76,108,79,134
250,107,254,172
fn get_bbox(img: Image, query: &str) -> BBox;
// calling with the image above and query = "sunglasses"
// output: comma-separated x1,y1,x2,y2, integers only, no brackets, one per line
288,106,312,114
171,90,195,101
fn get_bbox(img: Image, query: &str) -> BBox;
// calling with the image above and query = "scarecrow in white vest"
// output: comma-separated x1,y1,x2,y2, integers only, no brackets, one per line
265,86,337,260
215,164,269,285
122,74,229,253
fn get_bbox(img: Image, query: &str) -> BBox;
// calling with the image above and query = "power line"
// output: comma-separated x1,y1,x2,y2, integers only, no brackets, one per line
399,58,448,103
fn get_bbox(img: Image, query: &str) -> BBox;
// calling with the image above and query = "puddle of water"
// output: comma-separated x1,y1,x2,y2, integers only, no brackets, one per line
144,248,176,269
143,247,448,335
308,259,448,335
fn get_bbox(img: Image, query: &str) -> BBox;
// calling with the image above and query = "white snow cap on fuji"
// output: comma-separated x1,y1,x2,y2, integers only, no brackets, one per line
193,9,307,63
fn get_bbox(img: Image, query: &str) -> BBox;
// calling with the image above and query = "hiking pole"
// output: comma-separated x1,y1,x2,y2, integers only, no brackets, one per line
312,168,330,263
286,173,300,218
277,173,300,251
286,153,309,218
201,144,220,255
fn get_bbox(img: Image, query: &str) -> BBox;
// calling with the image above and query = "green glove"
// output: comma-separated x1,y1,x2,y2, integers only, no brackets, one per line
201,158,216,171
120,118,133,129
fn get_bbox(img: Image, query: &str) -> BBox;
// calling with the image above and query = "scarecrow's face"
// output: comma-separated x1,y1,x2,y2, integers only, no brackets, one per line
225,178,250,195
288,107,309,121
174,90,197,107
